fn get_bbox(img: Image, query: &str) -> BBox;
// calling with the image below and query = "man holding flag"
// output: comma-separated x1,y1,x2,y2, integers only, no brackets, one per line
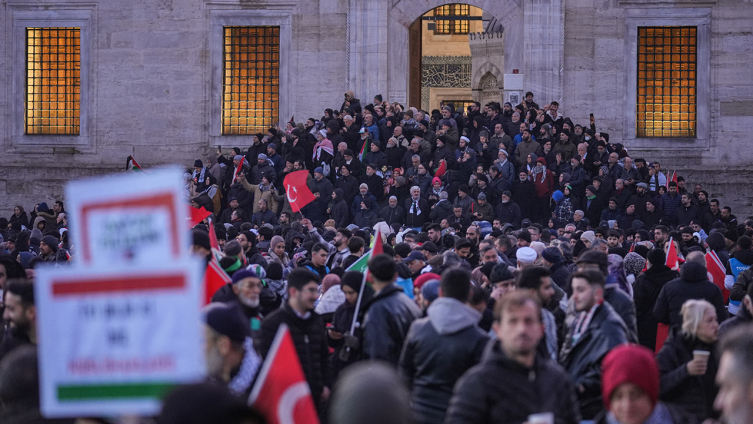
258,268,330,416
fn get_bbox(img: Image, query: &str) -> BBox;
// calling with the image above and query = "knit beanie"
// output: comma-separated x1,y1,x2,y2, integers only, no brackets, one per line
647,248,666,268
542,246,562,264
41,235,59,253
623,252,646,276
602,345,660,410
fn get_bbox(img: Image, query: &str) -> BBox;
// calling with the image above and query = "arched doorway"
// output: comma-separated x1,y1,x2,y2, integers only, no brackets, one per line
408,4,490,111
346,0,563,110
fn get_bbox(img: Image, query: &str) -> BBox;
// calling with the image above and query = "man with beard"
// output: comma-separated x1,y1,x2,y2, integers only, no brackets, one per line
335,165,359,206
379,195,406,227
202,302,252,387
0,280,36,362
445,291,580,424
259,268,330,413
514,129,542,170
211,269,264,333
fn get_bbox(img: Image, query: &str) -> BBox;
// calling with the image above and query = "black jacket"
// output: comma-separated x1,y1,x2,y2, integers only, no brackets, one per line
657,327,719,422
398,298,489,424
653,262,728,328
329,189,350,229
404,198,430,229
604,286,638,343
633,265,679,351
445,340,581,424
379,205,406,226
259,303,330,410
362,284,421,365
559,302,629,420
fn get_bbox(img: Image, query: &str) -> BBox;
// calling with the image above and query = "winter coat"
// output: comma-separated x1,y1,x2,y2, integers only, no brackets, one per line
309,176,334,200
633,265,679,351
362,284,421,365
399,298,489,424
559,302,629,420
445,339,581,424
251,161,277,186
657,327,719,422
259,303,329,411
405,198,430,228
515,140,543,169
495,201,522,229
729,250,753,301
351,192,378,217
653,262,728,328
379,205,406,226
430,200,453,223
354,208,378,229
335,174,360,206
329,189,350,229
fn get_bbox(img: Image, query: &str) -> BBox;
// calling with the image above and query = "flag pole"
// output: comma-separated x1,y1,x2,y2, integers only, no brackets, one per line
349,270,368,334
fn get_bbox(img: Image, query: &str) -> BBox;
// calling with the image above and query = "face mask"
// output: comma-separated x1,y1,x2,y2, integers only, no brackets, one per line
585,136,591,141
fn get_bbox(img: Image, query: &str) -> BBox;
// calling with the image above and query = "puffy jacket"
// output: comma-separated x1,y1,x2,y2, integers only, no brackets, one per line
259,303,329,411
445,339,581,424
633,265,679,351
653,262,728,328
657,327,719,422
559,302,628,420
495,201,522,228
398,298,489,424
362,284,421,365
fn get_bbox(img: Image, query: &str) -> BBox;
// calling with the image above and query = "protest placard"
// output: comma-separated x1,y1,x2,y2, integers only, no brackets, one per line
36,259,205,417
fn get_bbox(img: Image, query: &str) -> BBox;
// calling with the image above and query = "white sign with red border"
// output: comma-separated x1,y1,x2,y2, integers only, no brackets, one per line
36,259,205,417
65,167,189,268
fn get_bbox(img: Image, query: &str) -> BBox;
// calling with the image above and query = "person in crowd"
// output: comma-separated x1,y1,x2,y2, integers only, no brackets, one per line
445,291,580,424
399,268,488,424
362,254,420,365
656,299,720,422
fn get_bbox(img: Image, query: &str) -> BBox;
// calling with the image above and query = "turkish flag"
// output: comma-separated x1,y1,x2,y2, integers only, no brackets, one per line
283,170,316,213
435,159,447,178
249,325,320,424
189,206,211,227
665,237,680,271
204,259,231,305
706,250,729,302
207,217,221,252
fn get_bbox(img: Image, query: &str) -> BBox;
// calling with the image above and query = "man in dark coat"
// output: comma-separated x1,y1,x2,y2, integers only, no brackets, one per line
633,248,678,351
399,268,489,424
335,165,360,206
445,291,581,424
328,188,350,229
362,254,421,366
653,252,728,328
259,268,330,413
495,191,522,229
559,270,629,420
404,186,429,229
379,195,406,227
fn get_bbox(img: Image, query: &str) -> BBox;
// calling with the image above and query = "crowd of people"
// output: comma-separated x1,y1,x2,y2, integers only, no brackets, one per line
2,91,753,424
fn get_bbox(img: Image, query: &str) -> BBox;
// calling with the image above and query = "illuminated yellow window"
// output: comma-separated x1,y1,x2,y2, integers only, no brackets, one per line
223,26,280,135
26,27,80,135
434,4,470,35
637,26,697,138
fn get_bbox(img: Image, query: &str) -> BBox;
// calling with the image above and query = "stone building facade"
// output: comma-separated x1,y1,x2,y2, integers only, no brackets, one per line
1,0,752,217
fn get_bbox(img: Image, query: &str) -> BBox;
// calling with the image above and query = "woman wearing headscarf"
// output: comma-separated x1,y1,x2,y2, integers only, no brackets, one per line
328,271,374,379
315,274,345,323
594,344,692,424
656,299,720,423
8,206,28,228
266,235,290,267
607,253,633,298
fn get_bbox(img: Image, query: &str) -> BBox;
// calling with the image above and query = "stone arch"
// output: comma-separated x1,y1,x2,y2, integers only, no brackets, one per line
472,63,503,90
389,0,522,34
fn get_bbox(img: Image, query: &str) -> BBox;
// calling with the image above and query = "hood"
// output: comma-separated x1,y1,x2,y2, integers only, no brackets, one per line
680,261,709,283
30,228,43,241
733,248,753,266
333,188,344,202
427,297,482,335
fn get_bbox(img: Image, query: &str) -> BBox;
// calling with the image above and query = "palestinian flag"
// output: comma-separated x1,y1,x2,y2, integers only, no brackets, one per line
357,139,368,162
126,156,144,172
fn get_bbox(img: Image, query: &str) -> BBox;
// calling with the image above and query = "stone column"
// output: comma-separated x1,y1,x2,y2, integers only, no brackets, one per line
524,0,564,105
347,0,389,102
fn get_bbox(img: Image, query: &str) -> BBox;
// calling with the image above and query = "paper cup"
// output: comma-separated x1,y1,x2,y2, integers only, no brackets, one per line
528,412,554,424
693,350,710,365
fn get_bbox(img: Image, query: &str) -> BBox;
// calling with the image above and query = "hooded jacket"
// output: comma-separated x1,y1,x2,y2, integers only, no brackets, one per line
653,262,728,328
633,265,679,351
398,298,489,424
445,339,581,424
329,188,350,229
362,284,421,365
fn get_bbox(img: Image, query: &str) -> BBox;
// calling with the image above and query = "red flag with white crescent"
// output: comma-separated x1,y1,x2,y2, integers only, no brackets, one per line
706,250,729,302
283,170,316,213
203,259,231,305
665,237,680,271
249,325,320,424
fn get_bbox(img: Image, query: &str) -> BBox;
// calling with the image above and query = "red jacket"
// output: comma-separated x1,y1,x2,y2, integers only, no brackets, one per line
533,169,554,198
